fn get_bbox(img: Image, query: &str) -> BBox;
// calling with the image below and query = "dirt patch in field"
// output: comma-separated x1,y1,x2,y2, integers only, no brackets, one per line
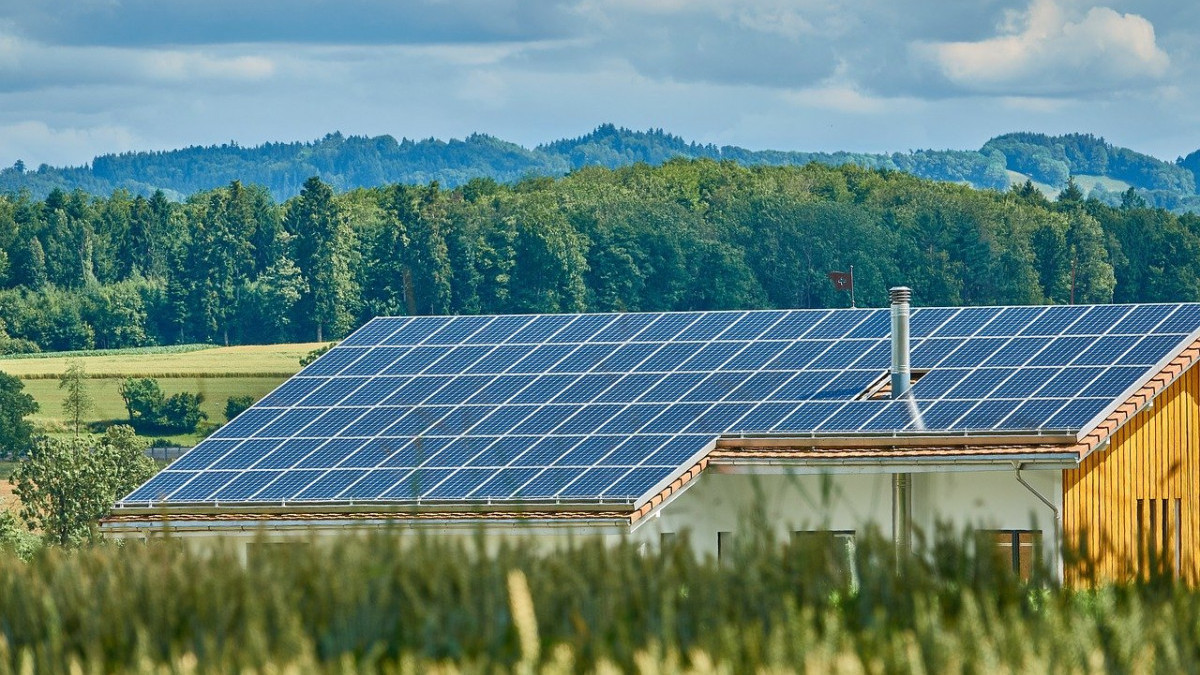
0,481,17,511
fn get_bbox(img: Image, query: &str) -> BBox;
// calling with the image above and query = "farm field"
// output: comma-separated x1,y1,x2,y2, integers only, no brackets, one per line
0,529,1195,672
0,343,322,445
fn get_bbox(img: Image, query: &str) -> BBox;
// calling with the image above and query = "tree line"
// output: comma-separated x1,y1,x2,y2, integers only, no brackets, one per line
0,160,1199,353
3,126,1197,211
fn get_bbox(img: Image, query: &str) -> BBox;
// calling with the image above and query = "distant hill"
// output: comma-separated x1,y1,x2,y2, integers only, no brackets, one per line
2,124,1198,211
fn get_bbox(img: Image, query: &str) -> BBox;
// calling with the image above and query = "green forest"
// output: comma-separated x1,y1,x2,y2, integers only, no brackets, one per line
3,125,1199,212
1,159,1198,354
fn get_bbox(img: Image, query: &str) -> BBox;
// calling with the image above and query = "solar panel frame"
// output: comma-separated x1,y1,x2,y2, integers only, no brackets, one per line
120,303,1200,510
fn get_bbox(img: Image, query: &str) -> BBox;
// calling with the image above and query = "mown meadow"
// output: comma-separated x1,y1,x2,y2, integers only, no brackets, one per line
0,343,318,445
0,525,1194,674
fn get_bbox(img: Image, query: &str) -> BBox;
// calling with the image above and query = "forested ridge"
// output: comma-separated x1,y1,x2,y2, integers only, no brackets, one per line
3,125,1199,212
0,159,1198,354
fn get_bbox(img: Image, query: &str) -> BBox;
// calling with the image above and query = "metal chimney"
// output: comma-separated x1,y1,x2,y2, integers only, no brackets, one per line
889,287,912,399
889,286,913,563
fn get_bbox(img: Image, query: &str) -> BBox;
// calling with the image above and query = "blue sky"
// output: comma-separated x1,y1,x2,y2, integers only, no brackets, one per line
0,0,1195,167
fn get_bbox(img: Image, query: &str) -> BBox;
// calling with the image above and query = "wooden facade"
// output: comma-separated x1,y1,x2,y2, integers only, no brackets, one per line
1063,362,1200,584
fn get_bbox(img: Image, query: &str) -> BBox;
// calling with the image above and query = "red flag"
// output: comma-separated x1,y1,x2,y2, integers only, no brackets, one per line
827,271,853,291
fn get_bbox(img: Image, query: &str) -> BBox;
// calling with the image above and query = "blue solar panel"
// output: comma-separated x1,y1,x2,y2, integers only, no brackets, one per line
516,468,586,498
679,342,748,371
755,311,823,340
977,306,1046,336
425,316,493,345
464,345,533,374
817,402,884,431
511,436,580,466
125,471,195,502
471,468,543,498
933,307,998,337
295,470,368,500
340,469,411,499
550,343,619,373
341,349,408,376
467,375,537,404
509,315,576,343
596,404,667,434
382,376,452,404
1066,305,1133,335
1073,336,1139,366
909,307,958,336
637,313,702,341
297,378,369,407
257,378,327,407
676,312,744,340
506,374,575,404
211,439,283,470
254,439,326,469
383,469,455,499
172,471,238,502
1119,335,1187,366
682,372,752,402
121,303,1200,510
462,315,534,344
722,311,789,340
731,402,800,432
298,439,368,469
424,346,492,374
911,338,966,368
382,347,451,375
548,313,618,343
1158,305,1200,334
301,348,368,375
1111,305,1175,335
338,318,408,346
939,338,1008,367
591,313,659,342
982,337,1051,367
212,471,279,501
552,373,622,403
382,317,451,345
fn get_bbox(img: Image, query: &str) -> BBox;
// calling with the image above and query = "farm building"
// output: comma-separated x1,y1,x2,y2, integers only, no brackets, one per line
104,291,1200,583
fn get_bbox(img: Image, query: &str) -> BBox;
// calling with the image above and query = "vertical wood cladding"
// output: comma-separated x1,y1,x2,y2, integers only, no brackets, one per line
1063,363,1199,584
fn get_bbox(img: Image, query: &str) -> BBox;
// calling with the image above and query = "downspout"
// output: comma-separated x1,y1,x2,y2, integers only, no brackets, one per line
890,287,913,563
1014,463,1061,581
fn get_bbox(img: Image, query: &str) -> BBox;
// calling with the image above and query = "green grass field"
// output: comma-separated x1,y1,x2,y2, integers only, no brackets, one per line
1,343,324,446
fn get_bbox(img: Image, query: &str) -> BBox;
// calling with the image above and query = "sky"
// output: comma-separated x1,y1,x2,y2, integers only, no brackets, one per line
0,0,1196,168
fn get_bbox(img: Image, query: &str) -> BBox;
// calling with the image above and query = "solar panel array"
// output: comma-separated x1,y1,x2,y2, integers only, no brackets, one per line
121,303,1200,508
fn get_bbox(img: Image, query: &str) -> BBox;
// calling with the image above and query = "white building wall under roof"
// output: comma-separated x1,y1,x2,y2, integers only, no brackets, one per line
121,468,1063,575
633,468,1062,572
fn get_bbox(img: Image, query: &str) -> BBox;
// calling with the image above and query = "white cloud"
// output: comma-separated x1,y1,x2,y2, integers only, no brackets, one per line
917,0,1169,96
0,30,277,91
0,121,141,167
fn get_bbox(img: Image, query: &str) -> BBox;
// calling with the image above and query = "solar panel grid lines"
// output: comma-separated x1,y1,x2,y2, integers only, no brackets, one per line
231,314,499,499
836,305,1048,433
232,315,511,503
478,311,776,502
120,303,1200,507
383,313,629,501
519,312,718,501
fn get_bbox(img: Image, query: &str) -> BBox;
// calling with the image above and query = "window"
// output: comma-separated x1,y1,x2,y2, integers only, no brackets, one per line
717,531,732,561
1137,498,1183,579
792,530,858,587
978,530,1042,580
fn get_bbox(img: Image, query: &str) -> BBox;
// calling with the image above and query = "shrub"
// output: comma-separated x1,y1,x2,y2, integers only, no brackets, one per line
224,395,255,421
161,392,206,432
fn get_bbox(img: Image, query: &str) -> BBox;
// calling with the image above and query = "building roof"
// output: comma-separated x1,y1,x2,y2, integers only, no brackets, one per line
114,303,1200,519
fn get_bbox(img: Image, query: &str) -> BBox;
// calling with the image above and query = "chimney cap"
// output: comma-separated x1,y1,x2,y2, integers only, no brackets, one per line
889,287,912,304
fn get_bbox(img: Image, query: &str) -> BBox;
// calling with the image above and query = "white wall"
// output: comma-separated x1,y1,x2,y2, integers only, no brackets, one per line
633,467,1062,571
109,467,1063,572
